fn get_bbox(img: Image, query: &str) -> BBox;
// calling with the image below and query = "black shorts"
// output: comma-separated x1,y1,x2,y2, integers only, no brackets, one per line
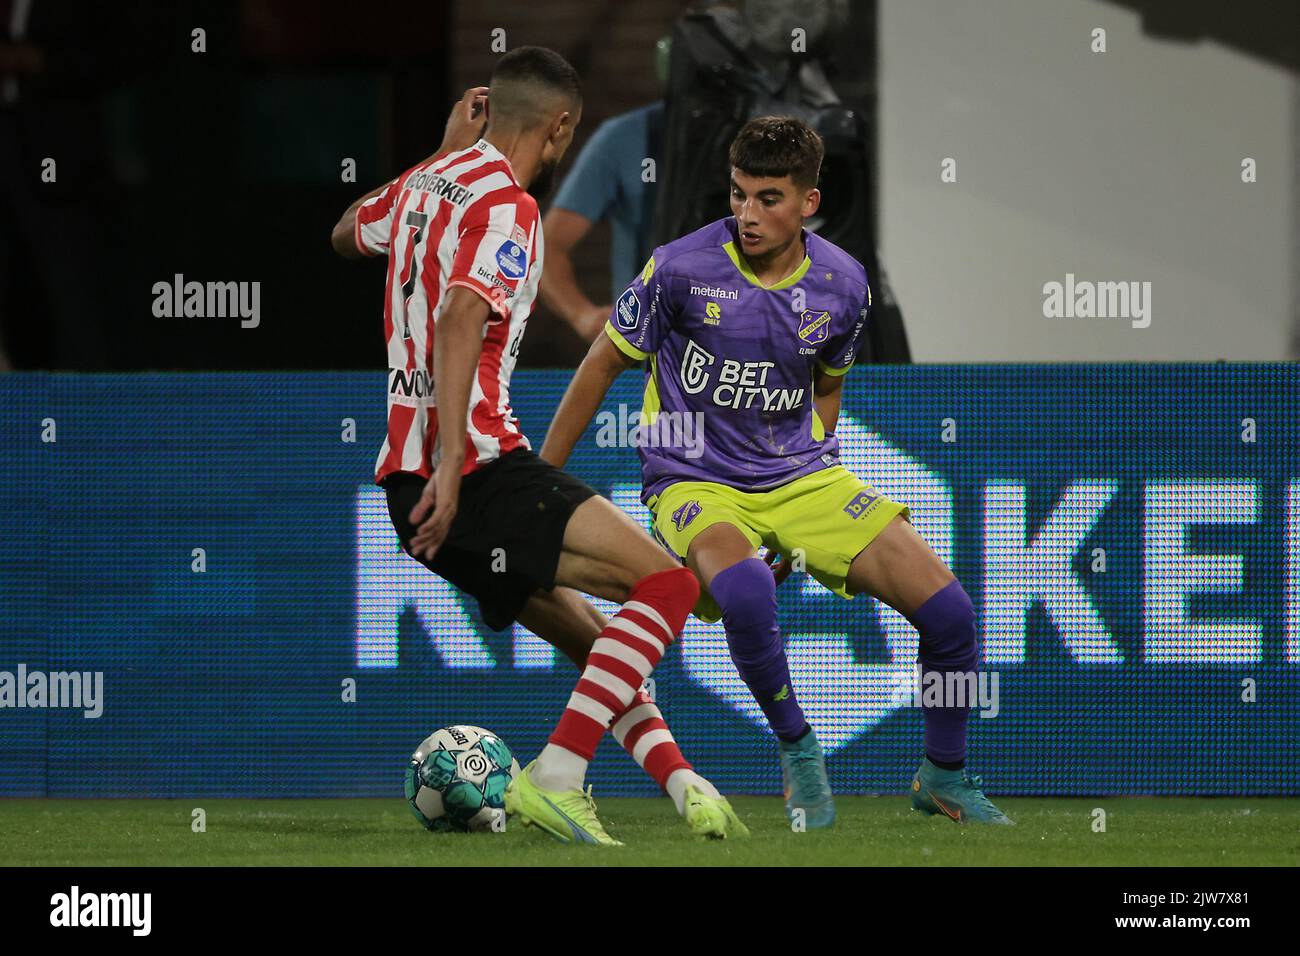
380,448,598,631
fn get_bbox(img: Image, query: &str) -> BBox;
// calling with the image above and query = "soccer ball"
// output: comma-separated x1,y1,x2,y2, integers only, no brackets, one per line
404,725,520,832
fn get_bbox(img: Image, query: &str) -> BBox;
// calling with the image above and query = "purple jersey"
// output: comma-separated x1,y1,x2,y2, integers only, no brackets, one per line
604,216,872,504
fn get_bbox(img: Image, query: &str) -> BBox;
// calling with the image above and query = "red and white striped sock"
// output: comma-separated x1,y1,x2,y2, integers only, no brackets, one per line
534,566,699,792
610,687,688,785
610,687,720,814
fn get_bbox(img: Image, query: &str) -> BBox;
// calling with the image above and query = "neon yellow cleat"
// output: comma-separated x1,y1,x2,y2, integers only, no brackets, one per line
504,760,623,846
683,786,751,839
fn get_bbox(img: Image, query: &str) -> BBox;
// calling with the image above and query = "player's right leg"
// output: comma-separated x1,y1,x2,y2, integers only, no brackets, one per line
649,482,835,828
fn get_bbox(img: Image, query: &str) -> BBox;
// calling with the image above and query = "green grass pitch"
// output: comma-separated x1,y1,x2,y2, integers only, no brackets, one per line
2,797,1297,866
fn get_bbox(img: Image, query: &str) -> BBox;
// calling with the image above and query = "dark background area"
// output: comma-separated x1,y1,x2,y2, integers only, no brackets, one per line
1,0,453,370
0,0,878,371
1,0,1292,370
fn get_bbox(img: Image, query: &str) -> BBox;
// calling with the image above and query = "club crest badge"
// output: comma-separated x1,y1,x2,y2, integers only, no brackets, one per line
798,309,831,345
672,500,702,532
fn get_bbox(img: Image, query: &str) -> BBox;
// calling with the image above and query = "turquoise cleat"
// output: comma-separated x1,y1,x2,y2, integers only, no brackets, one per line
910,757,1014,825
778,728,836,828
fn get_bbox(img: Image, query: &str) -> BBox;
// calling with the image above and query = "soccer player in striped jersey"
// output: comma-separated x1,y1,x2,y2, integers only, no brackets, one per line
541,116,1013,827
331,49,747,844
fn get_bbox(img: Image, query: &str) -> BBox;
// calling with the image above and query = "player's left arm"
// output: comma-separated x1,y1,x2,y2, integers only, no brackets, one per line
407,285,491,560
813,368,844,435
331,86,488,258
810,278,872,434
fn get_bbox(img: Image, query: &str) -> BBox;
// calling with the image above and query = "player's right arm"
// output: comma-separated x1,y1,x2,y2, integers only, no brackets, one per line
539,330,639,468
407,286,492,559
540,253,673,468
331,179,396,259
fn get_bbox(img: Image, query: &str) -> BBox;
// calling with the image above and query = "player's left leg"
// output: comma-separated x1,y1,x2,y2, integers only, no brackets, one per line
764,467,1012,825
515,586,748,838
844,517,1013,825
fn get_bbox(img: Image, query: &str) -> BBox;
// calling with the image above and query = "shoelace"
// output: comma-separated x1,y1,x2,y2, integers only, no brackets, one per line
959,771,1004,816
579,785,616,837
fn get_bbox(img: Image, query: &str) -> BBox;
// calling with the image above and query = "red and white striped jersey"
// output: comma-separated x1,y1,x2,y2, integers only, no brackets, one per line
356,138,543,484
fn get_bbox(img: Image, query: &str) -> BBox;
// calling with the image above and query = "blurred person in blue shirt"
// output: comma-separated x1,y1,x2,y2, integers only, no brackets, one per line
539,42,667,342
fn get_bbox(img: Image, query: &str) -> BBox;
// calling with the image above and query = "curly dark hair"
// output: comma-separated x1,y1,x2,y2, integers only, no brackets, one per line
728,116,824,189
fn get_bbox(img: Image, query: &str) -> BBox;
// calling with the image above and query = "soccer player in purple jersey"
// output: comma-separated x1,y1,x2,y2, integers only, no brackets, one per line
541,116,1012,827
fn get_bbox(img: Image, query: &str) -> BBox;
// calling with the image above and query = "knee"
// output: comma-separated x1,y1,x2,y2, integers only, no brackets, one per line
915,580,978,669
615,540,682,600
626,564,700,636
712,557,776,622
710,558,779,660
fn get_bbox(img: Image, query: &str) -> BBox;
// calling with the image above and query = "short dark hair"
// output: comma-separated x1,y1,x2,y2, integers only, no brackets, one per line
488,46,582,128
728,116,824,190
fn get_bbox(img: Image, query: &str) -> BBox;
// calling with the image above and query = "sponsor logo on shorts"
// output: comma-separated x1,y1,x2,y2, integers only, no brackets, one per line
616,287,641,331
672,500,702,532
495,240,528,279
843,488,880,519
798,309,832,345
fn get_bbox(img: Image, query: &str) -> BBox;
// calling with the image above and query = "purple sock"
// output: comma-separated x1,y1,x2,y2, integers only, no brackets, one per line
907,579,979,767
710,557,809,742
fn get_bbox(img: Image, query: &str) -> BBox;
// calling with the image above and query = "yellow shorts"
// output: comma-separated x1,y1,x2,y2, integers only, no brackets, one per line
648,466,911,622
